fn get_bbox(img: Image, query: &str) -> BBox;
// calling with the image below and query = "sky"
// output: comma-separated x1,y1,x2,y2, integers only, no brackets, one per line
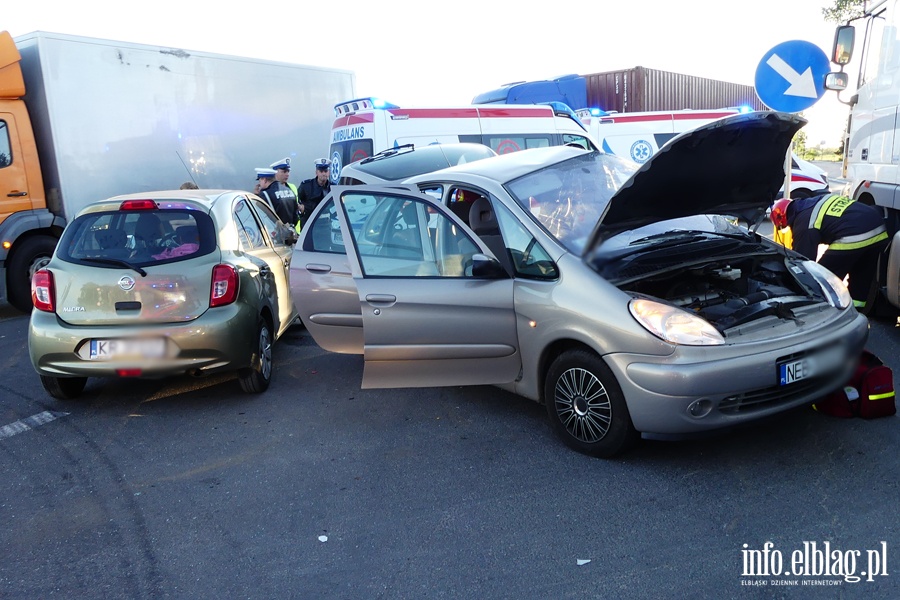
6,0,852,147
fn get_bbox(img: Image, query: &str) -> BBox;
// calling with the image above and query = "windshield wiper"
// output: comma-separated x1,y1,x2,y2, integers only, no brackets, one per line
80,257,147,277
630,230,750,246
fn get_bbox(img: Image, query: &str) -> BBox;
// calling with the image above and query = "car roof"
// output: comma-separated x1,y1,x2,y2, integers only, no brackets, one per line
404,145,589,186
341,143,498,183
74,189,243,216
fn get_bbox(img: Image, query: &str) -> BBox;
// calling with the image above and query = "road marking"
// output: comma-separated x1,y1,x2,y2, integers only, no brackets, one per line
0,411,69,440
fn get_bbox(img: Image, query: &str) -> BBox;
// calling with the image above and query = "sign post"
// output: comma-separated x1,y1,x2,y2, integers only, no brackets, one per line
755,40,830,201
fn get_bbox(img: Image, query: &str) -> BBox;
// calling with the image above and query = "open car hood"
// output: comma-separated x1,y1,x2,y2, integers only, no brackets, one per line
586,111,806,249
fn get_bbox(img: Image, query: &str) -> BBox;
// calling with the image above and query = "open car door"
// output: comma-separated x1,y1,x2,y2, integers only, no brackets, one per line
295,185,521,389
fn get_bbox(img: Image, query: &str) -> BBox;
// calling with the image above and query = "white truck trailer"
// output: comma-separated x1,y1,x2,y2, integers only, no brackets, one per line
0,30,355,311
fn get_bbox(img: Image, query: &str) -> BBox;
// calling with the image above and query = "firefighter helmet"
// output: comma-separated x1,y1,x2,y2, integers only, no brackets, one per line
770,198,791,230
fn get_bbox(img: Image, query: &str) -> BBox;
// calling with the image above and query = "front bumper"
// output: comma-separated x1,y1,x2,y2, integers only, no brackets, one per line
606,309,869,435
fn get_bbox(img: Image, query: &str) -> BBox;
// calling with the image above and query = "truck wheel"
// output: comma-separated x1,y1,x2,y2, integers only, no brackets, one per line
544,350,639,457
7,236,57,313
40,375,87,400
238,317,273,393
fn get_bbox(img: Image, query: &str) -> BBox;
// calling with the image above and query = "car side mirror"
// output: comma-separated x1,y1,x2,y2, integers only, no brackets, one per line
471,253,508,279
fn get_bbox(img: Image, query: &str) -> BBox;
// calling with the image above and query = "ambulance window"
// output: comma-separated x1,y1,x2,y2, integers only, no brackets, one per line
562,134,590,150
349,141,373,163
524,137,551,149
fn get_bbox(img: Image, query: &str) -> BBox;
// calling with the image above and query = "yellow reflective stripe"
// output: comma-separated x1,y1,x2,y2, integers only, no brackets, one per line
830,231,889,251
868,391,895,401
811,194,842,230
853,299,867,308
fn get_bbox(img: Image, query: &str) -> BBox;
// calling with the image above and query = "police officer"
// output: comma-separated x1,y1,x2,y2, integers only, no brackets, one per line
771,193,889,309
265,158,300,225
298,158,332,225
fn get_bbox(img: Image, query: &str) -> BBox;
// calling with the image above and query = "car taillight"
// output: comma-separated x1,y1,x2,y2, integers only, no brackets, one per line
210,264,238,307
120,200,158,211
32,269,55,312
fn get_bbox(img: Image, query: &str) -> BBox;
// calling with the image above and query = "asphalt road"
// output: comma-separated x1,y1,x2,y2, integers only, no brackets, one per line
0,304,898,599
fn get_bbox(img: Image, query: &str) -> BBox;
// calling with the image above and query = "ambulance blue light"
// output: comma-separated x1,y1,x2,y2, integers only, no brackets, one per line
368,97,399,109
738,105,753,113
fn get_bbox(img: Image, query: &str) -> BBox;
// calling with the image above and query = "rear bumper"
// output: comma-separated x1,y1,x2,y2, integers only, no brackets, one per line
28,302,258,378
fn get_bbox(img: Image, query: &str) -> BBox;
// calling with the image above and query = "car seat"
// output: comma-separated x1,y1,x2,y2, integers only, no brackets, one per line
468,197,512,275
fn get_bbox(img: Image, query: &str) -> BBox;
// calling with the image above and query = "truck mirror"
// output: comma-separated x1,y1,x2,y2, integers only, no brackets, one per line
825,72,849,91
832,25,855,65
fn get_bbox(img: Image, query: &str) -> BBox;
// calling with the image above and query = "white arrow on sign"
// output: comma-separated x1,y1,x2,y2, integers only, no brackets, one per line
766,54,818,98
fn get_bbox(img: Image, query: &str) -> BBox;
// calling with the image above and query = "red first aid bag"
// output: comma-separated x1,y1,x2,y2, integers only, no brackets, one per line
812,386,858,418
812,350,895,419
855,351,896,419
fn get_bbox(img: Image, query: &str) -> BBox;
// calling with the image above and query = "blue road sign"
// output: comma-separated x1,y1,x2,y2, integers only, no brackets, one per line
755,40,830,113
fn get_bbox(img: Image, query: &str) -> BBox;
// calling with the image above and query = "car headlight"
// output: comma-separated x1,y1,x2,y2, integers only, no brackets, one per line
628,298,725,346
803,260,852,309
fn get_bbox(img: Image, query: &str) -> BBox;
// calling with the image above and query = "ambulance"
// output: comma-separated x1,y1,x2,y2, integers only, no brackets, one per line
328,98,597,183
576,107,829,199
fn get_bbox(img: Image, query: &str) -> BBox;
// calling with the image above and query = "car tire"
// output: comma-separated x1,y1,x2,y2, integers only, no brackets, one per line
8,236,58,313
40,375,87,400
238,317,273,393
544,350,638,458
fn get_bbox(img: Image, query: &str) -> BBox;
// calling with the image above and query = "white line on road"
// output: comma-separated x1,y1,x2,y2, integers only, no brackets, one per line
0,411,69,440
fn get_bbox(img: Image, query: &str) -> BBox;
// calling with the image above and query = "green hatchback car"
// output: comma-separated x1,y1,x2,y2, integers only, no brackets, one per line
28,190,299,399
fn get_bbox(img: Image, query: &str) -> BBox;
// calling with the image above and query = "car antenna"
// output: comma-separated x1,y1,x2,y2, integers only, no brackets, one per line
176,151,200,187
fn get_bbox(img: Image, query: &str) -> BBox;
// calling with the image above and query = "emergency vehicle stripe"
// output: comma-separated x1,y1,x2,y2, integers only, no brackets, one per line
387,107,551,119
600,111,736,123
331,113,375,129
791,173,824,183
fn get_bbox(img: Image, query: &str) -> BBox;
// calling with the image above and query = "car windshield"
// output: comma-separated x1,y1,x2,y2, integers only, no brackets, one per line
505,152,638,254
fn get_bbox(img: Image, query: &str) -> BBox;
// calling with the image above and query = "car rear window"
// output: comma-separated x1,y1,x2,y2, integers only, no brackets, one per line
58,208,216,268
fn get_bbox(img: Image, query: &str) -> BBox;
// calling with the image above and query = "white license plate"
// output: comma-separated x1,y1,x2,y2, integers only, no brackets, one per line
89,338,166,360
778,345,843,386
779,357,817,385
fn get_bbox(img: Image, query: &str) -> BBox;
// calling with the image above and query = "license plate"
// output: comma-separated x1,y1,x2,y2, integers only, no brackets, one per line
777,345,843,386
779,357,817,385
89,338,166,360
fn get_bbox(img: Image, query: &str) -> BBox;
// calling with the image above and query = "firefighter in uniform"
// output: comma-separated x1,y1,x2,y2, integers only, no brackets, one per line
770,193,889,309
297,158,332,228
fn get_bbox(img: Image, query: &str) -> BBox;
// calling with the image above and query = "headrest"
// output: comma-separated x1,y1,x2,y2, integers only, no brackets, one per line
468,197,497,233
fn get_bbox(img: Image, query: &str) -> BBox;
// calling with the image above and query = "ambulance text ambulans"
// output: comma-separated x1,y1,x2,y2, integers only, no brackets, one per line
328,98,596,184
576,107,829,199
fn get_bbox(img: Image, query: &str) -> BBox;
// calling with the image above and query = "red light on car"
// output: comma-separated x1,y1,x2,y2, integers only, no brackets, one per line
210,264,239,307
120,200,158,211
32,269,55,312
116,369,142,377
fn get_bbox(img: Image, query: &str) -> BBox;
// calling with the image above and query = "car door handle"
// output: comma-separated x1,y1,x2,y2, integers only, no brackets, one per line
306,263,332,274
7,191,27,197
365,294,396,304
